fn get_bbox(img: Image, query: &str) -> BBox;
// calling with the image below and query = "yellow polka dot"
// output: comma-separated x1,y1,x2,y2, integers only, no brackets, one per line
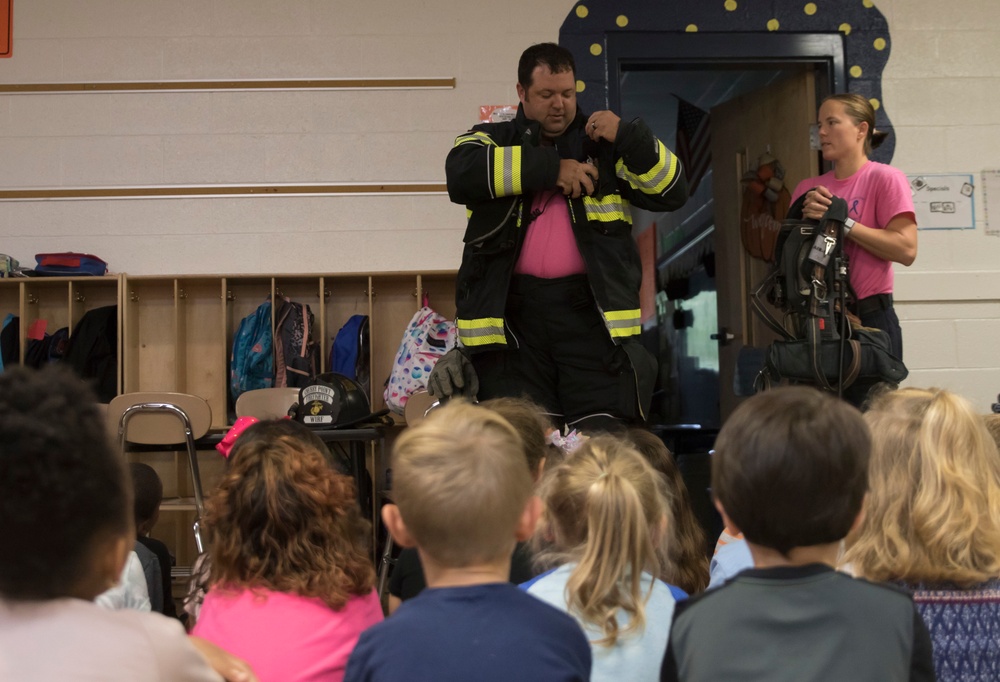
590,43,602,56
804,3,817,15
724,0,738,10
767,18,780,31
869,98,880,110
863,0,874,7
576,5,588,18
616,15,629,27
850,65,862,77
576,80,586,93
839,23,852,35
874,37,886,50
686,24,698,32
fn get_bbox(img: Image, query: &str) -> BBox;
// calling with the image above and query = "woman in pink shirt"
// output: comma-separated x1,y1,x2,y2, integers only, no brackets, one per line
193,420,383,682
791,93,917,359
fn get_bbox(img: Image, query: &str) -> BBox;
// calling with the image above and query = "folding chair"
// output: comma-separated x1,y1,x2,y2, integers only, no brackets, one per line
235,387,300,420
107,392,213,551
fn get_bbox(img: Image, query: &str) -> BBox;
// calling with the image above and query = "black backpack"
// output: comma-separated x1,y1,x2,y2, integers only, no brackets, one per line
62,306,118,402
273,297,320,389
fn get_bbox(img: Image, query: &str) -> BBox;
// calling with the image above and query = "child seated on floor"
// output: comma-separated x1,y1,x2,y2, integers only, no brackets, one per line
387,396,555,612
661,386,935,682
626,428,709,595
0,365,251,682
130,462,180,618
345,400,592,682
524,435,685,682
192,419,382,682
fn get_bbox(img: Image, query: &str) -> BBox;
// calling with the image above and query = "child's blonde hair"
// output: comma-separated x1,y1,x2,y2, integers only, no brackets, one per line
535,435,668,645
391,400,533,567
844,387,1000,586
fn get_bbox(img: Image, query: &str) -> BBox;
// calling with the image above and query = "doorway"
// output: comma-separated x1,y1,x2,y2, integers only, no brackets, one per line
610,33,844,427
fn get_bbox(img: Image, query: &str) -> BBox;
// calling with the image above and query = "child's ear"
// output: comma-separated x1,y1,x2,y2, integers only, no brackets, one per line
382,504,417,549
515,495,542,542
848,493,868,535
713,498,740,536
652,513,669,549
76,532,130,600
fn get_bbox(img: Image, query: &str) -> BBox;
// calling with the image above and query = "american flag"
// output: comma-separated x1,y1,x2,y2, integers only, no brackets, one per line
675,97,711,195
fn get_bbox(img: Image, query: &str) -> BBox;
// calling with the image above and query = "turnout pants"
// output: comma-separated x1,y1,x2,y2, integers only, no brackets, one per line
470,274,656,431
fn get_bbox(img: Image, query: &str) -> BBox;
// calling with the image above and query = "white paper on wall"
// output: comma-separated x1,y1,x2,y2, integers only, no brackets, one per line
906,173,975,230
982,170,1000,237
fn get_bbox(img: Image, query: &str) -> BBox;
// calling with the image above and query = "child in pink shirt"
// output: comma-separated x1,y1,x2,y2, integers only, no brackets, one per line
193,420,382,682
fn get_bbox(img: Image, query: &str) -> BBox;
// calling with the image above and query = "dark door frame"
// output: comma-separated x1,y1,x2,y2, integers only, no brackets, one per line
605,31,845,113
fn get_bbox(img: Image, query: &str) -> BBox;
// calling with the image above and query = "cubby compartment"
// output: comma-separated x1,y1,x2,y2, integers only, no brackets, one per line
123,277,178,395
370,274,422,416
321,275,372,373
176,277,228,427
0,276,121,372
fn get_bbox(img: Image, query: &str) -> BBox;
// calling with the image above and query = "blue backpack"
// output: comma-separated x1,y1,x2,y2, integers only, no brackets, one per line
330,314,371,401
230,299,274,401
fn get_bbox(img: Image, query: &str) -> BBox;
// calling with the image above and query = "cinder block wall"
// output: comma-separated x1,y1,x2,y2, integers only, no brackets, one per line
2,0,999,407
880,0,1000,406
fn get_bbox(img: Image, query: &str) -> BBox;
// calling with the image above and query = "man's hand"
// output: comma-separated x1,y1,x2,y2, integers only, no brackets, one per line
586,111,621,143
557,159,598,198
802,185,833,220
427,348,479,400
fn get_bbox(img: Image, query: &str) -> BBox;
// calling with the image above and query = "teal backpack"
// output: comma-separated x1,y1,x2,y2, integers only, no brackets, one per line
230,299,274,401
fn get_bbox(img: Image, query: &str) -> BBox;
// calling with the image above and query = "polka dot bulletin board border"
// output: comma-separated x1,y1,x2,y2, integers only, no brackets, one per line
560,0,895,163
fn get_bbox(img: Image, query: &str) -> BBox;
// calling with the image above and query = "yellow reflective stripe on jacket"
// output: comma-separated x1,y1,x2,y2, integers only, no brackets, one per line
603,308,641,338
491,146,522,198
583,194,632,224
454,131,497,147
457,317,507,346
616,141,680,194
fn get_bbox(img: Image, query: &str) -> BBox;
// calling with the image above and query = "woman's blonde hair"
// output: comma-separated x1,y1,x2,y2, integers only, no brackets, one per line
204,420,374,609
844,387,1000,586
535,435,668,646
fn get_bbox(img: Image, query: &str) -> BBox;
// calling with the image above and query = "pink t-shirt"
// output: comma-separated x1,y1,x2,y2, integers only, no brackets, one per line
791,161,915,300
192,587,383,682
514,189,587,278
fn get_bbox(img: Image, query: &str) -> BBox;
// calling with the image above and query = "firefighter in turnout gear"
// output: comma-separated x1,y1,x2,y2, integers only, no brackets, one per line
431,43,688,431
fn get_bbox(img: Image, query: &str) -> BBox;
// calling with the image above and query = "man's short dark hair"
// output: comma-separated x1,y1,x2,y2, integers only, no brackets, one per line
518,42,576,89
130,462,163,527
711,386,870,555
0,365,130,599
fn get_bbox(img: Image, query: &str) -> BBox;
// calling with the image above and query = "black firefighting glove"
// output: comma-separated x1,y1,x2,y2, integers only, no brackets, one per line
427,347,479,400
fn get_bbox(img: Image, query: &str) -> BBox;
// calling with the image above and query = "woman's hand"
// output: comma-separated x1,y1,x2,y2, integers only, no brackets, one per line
802,185,833,220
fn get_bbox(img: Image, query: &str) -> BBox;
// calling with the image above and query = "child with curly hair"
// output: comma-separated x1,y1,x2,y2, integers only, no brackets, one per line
192,419,382,682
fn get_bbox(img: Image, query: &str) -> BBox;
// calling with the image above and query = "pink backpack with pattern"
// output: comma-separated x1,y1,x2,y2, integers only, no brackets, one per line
383,306,457,415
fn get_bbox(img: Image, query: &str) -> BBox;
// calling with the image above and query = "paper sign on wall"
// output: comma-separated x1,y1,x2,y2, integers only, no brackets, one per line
1,0,11,58
480,105,517,123
982,170,1000,237
906,173,975,230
